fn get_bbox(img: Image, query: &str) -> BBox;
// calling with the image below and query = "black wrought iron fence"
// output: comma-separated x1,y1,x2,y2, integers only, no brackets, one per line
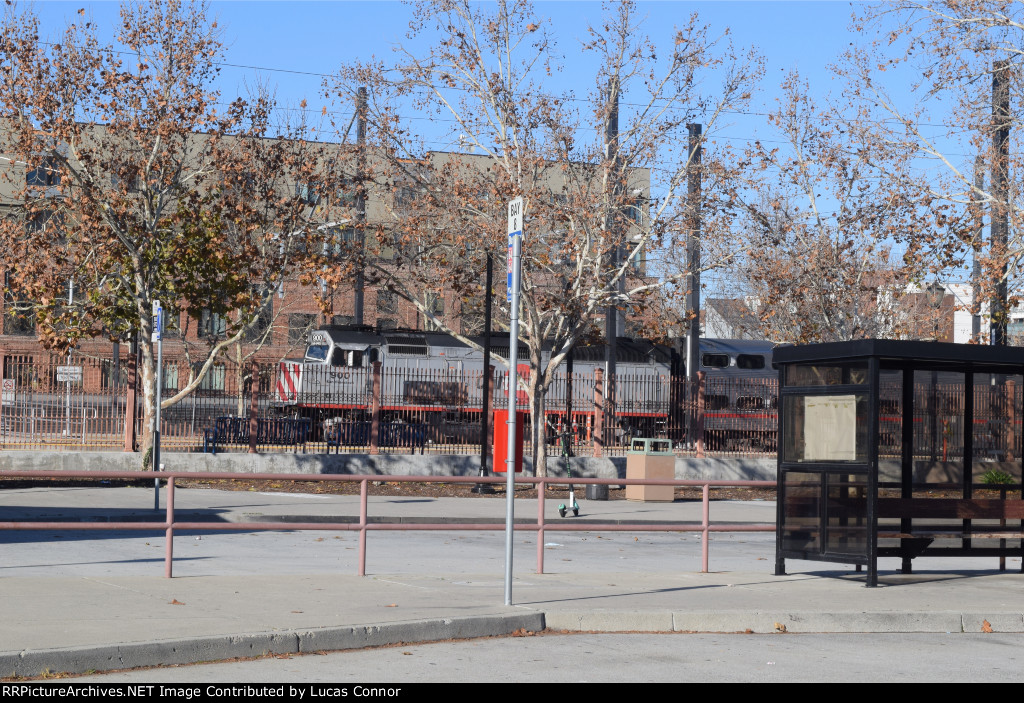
8,350,1016,463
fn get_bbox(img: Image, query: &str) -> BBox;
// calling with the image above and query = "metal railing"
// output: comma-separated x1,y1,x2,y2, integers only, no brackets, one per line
0,470,775,577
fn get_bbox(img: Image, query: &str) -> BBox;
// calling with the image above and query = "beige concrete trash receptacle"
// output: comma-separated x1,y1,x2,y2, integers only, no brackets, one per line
625,437,675,502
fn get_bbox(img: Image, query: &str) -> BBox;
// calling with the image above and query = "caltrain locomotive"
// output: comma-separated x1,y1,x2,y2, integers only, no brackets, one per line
274,325,780,449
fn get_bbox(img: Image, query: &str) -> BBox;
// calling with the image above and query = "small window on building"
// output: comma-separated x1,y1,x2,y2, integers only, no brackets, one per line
3,354,35,386
101,359,128,390
3,274,35,337
243,294,272,343
377,290,398,314
199,309,227,338
162,362,179,392
26,159,61,188
702,353,729,369
297,182,321,206
194,363,226,392
424,293,444,331
288,313,317,346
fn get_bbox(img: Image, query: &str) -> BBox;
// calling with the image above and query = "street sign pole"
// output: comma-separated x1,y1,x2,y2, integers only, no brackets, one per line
504,196,523,606
152,300,163,510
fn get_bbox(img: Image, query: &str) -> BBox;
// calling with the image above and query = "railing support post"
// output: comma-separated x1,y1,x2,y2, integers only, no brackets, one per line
165,476,175,578
537,479,546,574
593,369,604,457
248,361,259,454
370,362,382,455
358,478,368,576
701,483,710,572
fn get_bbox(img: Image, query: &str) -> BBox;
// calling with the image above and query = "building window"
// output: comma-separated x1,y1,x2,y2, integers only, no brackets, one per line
26,159,61,188
288,313,318,345
243,295,273,343
335,186,357,208
162,362,179,392
100,359,128,390
199,309,227,338
376,289,398,315
193,363,226,392
424,293,444,331
3,274,35,337
3,355,35,386
321,226,359,259
297,182,321,206
460,294,484,335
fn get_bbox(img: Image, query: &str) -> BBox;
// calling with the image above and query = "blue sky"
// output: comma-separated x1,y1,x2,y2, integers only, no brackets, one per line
29,1,872,136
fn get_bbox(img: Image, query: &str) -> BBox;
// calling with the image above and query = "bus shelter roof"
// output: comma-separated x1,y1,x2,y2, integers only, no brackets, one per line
772,339,1024,375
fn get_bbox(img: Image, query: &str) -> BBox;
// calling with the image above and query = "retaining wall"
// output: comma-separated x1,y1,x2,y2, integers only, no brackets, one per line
0,450,778,481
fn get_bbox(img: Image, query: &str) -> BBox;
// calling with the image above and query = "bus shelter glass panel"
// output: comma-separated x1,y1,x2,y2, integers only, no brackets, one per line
878,370,904,469
785,362,868,387
912,370,966,496
782,393,870,464
972,373,1022,473
826,473,868,554
781,471,821,553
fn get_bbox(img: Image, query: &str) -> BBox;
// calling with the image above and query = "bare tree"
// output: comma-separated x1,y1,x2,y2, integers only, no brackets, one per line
0,2,342,465
727,72,945,343
843,1,1024,337
323,0,760,475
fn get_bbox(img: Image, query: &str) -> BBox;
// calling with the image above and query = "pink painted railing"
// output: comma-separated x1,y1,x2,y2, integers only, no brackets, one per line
0,471,775,577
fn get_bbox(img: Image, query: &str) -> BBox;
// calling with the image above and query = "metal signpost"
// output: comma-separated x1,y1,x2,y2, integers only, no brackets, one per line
505,196,523,606
56,366,82,439
152,300,163,510
0,378,12,438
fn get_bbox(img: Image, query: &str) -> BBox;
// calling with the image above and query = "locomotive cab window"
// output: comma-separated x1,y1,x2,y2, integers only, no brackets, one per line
702,353,730,368
305,344,330,363
736,354,765,370
331,348,363,368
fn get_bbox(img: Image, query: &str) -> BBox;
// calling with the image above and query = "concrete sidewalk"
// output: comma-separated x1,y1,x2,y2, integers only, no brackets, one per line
1,485,1023,678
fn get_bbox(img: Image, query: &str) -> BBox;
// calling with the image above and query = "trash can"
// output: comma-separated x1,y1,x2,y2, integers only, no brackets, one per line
625,437,675,502
586,483,609,501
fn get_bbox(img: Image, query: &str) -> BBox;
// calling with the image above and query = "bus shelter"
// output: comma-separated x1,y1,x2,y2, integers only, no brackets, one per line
773,339,1024,586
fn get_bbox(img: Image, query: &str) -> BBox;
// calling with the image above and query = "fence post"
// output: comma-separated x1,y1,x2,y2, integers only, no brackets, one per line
248,361,259,454
593,368,604,457
696,371,706,458
123,347,137,452
370,361,381,455
0,347,5,445
1006,379,1016,462
483,364,494,466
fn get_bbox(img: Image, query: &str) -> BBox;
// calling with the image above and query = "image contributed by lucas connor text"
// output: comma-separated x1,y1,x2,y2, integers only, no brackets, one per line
1,685,405,700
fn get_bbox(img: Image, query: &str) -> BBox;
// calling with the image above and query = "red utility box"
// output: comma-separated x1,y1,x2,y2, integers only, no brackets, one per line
492,409,526,473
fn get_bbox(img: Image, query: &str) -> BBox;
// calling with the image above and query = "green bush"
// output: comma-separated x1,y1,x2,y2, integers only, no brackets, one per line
981,468,1016,486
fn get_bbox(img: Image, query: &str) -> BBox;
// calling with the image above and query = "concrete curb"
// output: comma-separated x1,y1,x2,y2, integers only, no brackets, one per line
0,613,545,678
544,610,1024,634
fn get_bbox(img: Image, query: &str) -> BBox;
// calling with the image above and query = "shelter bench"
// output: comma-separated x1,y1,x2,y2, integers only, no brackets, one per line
203,416,311,455
877,498,1024,572
324,421,428,454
